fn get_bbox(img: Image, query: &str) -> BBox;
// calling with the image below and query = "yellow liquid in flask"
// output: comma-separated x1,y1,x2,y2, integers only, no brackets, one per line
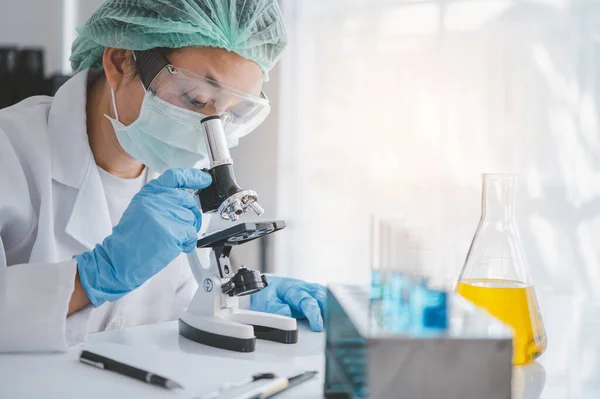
456,279,547,365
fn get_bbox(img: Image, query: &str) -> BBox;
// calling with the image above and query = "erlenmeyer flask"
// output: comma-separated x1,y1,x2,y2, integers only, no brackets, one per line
456,174,547,365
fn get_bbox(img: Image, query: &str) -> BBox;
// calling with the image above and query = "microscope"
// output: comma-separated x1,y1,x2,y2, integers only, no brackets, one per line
179,115,298,353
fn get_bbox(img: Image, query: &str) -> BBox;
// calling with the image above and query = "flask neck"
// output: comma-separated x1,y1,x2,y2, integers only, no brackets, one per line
482,175,517,223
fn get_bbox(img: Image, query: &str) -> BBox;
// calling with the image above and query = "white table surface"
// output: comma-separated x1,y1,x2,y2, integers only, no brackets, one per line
1,292,599,399
0,320,324,399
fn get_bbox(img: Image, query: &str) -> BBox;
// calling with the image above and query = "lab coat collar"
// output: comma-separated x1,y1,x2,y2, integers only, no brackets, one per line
48,70,113,250
48,70,93,190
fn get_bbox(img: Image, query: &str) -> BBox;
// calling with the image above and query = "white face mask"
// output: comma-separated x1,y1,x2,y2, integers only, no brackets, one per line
105,87,239,174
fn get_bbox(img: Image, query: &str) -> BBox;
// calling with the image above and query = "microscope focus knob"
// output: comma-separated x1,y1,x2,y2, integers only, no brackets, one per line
221,267,268,297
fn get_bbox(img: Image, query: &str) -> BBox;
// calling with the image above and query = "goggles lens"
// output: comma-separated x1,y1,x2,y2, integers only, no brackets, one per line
149,65,270,138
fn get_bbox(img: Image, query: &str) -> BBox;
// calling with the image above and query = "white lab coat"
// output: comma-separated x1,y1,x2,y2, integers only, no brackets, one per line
0,70,211,352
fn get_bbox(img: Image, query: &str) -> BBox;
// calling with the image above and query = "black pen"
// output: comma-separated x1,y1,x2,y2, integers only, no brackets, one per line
79,350,183,389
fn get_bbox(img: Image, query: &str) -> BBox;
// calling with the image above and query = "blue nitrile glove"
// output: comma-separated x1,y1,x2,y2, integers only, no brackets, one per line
250,275,327,332
75,168,212,307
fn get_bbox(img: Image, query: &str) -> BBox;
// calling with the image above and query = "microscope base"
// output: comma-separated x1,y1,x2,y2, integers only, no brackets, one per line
226,309,298,344
179,308,298,352
179,319,256,353
253,325,298,344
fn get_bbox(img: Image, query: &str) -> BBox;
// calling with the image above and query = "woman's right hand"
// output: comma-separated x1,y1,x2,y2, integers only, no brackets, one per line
74,168,212,308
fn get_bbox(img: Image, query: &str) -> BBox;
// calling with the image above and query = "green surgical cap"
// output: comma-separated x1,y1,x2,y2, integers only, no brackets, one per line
70,0,288,81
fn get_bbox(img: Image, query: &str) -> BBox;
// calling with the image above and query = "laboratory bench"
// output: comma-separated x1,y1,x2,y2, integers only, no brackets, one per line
0,292,598,398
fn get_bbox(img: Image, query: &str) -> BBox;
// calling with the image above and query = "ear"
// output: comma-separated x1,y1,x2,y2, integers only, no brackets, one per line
103,48,134,91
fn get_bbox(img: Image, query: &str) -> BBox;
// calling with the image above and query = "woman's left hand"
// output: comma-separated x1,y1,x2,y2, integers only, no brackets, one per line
249,275,327,332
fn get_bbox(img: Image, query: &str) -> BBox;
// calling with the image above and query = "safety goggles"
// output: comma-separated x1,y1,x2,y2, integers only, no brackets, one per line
132,50,271,141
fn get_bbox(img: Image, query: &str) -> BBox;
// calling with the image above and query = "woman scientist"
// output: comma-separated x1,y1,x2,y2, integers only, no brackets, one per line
0,0,325,352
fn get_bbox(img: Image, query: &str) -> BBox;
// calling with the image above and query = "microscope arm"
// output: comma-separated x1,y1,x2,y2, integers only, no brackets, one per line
187,251,206,286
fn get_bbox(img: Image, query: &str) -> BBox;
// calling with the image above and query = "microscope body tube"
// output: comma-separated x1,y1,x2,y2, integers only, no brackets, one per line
198,115,264,220
203,115,233,168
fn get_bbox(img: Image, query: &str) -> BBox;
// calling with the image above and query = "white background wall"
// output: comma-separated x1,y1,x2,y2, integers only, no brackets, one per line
276,0,600,299
0,0,64,74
